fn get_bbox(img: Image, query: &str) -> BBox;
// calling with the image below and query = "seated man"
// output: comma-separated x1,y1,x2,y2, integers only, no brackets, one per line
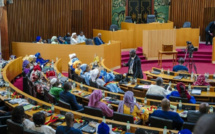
146,77,170,97
49,78,63,101
194,114,215,134
173,57,188,72
187,103,209,123
77,31,87,43
59,82,83,111
150,98,184,130
94,33,105,45
56,112,82,134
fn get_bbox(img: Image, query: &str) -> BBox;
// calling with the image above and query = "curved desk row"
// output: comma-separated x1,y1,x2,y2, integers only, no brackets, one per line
2,57,179,133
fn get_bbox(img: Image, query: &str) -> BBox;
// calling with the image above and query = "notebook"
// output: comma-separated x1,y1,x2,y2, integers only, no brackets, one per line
191,89,202,95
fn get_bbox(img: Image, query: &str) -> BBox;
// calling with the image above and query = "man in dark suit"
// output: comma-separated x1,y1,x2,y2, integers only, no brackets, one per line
123,50,143,78
94,33,105,45
187,103,209,123
205,21,215,45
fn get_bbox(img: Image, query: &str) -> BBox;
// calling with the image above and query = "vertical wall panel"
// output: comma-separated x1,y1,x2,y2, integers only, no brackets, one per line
7,0,112,53
170,0,215,41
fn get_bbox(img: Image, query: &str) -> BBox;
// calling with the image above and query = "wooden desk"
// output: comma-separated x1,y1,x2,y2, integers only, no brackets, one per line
158,50,178,67
2,58,181,133
176,28,200,48
12,41,121,71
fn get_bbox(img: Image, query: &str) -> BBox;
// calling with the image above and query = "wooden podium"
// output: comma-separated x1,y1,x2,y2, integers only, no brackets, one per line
142,29,176,60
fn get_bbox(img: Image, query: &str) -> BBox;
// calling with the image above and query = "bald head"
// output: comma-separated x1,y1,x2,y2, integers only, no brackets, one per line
65,112,74,127
130,49,136,58
161,98,170,111
199,103,209,114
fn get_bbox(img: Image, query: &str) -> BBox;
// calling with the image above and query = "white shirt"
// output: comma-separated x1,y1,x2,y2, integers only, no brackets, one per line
23,119,56,134
70,37,78,45
77,35,86,43
128,56,136,74
146,85,169,97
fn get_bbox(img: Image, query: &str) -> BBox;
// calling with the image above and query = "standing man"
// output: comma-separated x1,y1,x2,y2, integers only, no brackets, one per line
123,50,143,78
205,21,215,45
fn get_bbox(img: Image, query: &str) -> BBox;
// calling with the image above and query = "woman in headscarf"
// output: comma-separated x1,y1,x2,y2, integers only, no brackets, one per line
117,91,149,124
35,53,49,65
68,53,77,66
30,65,44,98
194,74,210,86
28,55,37,66
51,36,59,44
88,90,113,117
36,36,43,44
49,78,63,101
22,60,31,75
58,36,68,44
70,33,78,45
167,82,196,104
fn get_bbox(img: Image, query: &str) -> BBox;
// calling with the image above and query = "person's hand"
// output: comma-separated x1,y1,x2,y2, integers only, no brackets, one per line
0,110,6,113
108,104,113,109
123,63,126,67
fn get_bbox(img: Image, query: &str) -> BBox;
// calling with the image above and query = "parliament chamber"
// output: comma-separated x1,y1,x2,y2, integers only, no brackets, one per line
1,0,215,134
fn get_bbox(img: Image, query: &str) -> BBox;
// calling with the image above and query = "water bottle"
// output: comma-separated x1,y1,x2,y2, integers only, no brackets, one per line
178,100,182,111
102,90,105,98
51,103,55,113
144,97,147,105
126,121,130,132
134,97,136,103
102,116,106,123
188,84,191,93
80,82,83,90
213,73,215,79
210,106,214,113
163,126,167,134
169,81,171,87
56,57,58,61
191,72,194,80
51,60,54,68
207,85,210,94
113,28,115,32
73,82,76,90
161,68,164,74
167,69,170,75
7,86,11,99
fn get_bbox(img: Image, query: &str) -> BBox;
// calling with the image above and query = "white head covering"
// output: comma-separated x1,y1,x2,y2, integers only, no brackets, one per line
72,33,77,38
69,53,76,59
29,55,36,59
90,68,100,82
50,78,57,85
51,36,57,42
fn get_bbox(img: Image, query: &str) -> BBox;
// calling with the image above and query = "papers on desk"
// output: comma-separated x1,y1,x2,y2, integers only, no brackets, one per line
136,85,150,89
191,89,202,95
173,75,183,80
179,111,188,118
151,71,160,75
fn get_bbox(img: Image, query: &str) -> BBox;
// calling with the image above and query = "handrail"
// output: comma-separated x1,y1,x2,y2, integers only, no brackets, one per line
3,57,178,133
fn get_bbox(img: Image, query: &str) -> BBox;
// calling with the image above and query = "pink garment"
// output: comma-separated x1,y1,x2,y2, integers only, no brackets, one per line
88,90,113,117
194,75,210,86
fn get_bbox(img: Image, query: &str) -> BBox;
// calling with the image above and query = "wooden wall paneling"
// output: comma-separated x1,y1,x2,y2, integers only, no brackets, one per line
170,0,215,41
7,0,112,54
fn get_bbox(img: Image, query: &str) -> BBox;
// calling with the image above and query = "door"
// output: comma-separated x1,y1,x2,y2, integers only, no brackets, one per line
128,0,152,23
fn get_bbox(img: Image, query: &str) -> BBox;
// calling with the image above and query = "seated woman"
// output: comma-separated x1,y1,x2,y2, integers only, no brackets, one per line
97,72,124,93
68,53,77,66
49,78,63,101
58,36,68,44
88,90,113,117
23,60,31,76
29,112,55,134
194,74,210,86
167,82,196,104
70,33,78,45
12,106,34,130
36,36,44,44
51,36,59,44
70,59,81,72
75,63,83,75
117,91,149,124
30,65,48,99
35,53,49,65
